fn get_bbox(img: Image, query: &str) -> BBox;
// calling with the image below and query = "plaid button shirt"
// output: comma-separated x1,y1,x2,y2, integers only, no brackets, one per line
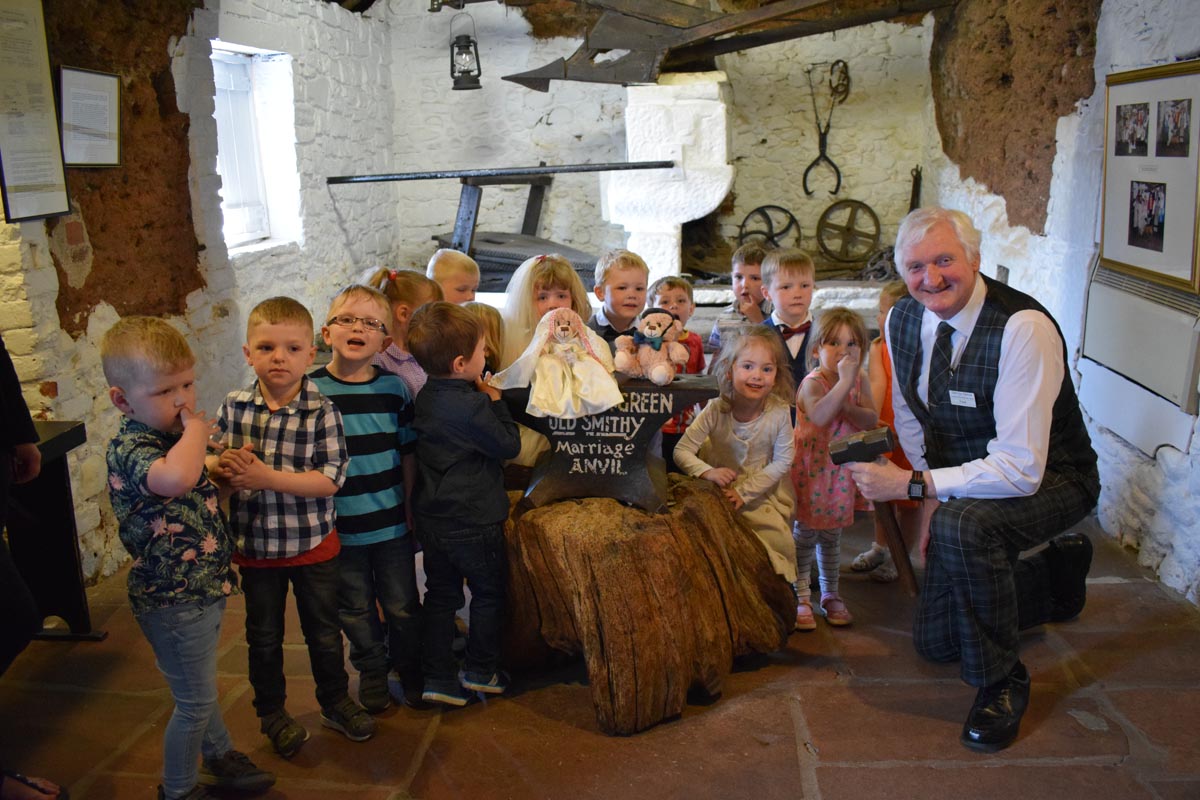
216,376,348,560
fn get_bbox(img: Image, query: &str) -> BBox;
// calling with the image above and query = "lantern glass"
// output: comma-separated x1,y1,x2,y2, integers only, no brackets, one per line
450,33,481,90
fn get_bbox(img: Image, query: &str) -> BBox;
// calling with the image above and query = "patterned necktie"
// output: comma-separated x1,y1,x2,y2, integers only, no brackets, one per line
777,321,811,341
927,321,955,404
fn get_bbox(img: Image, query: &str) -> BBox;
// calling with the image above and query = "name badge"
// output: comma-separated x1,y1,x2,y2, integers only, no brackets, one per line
949,390,977,408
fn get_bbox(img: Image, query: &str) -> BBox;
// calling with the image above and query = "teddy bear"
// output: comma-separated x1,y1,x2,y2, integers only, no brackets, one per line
614,308,691,386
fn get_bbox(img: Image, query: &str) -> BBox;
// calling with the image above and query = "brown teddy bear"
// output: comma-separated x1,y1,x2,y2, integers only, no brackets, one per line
614,308,691,386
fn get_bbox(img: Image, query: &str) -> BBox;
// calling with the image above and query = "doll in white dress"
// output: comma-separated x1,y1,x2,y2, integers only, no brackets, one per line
491,308,623,418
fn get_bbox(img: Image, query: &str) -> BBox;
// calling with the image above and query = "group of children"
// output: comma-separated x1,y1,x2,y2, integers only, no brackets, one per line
101,244,911,800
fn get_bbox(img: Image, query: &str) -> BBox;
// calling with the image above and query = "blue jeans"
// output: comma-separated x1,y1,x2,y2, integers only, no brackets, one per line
337,537,422,680
240,558,349,715
420,523,506,681
135,597,233,798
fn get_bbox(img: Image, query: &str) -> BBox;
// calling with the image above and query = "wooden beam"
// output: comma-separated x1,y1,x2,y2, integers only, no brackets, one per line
663,0,957,67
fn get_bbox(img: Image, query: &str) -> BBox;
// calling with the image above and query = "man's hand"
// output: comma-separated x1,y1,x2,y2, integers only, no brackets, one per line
700,467,737,488
847,457,910,502
11,442,41,484
737,294,765,323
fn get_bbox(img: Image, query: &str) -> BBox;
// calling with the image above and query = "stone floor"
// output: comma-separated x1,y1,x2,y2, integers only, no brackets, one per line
3,514,1199,800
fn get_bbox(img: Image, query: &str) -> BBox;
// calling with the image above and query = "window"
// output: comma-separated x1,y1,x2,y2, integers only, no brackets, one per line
210,43,301,250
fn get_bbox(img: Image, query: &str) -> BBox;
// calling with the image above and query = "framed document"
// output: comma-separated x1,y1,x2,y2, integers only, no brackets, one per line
1101,60,1200,295
60,67,121,167
0,0,70,221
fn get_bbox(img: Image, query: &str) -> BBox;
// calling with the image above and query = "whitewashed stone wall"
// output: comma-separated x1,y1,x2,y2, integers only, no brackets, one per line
923,0,1200,604
0,0,401,582
385,2,628,269
715,18,935,257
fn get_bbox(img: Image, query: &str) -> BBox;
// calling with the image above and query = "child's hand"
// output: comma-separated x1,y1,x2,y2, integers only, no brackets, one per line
476,374,502,401
217,443,256,475
700,467,737,487
737,294,765,323
722,487,746,510
225,448,273,492
837,351,860,384
180,407,219,440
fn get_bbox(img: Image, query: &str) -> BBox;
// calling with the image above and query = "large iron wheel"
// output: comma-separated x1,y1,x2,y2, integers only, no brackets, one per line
816,200,880,263
737,205,801,249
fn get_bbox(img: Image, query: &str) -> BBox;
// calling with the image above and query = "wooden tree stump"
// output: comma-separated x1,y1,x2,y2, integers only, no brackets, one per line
503,476,795,735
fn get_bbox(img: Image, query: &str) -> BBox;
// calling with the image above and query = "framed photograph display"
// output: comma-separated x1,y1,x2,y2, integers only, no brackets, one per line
59,67,121,167
1102,60,1200,294
0,0,70,221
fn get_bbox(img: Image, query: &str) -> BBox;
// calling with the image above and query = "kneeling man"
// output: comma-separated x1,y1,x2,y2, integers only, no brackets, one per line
849,207,1100,752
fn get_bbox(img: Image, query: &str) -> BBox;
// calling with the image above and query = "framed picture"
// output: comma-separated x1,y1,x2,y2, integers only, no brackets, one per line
0,0,70,221
1101,60,1200,294
59,67,121,167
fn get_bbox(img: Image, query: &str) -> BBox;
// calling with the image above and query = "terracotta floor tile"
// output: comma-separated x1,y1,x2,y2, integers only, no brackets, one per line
4,514,1199,799
815,765,1155,800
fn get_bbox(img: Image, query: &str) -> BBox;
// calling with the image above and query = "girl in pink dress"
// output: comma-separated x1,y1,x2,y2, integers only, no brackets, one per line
792,308,877,630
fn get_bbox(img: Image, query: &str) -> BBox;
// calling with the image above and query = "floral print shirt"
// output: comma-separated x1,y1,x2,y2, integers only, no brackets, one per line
107,417,238,614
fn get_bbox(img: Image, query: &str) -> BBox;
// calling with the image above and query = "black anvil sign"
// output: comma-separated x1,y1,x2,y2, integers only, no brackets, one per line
503,374,718,513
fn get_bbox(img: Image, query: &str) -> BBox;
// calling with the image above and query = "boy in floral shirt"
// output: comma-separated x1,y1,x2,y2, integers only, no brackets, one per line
104,316,273,800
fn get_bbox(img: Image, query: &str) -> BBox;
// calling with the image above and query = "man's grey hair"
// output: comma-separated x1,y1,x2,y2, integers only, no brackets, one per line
894,207,982,270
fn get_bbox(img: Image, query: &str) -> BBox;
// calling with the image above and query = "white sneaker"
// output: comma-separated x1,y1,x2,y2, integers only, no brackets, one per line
851,546,889,572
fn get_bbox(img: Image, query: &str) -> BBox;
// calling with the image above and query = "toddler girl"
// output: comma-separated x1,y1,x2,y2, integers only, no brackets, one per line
853,281,920,582
675,326,797,583
500,254,592,370
792,307,877,630
463,301,505,375
363,267,443,397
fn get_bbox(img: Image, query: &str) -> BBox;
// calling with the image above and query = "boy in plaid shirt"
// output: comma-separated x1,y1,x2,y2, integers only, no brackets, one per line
211,297,374,758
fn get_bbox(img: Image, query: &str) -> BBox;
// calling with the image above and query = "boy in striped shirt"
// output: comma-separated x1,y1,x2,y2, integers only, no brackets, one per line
311,286,424,713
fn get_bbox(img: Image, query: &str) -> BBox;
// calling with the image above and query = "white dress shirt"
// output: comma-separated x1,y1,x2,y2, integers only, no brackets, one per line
888,275,1064,500
768,311,813,360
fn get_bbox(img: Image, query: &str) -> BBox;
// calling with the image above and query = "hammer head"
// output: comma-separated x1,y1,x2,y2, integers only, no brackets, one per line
829,426,895,465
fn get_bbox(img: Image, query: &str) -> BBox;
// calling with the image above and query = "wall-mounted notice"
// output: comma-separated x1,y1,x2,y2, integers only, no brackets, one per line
60,67,121,167
0,0,69,221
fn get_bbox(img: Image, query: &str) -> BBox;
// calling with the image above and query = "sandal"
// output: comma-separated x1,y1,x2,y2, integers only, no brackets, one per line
851,546,888,573
0,770,69,800
870,556,899,583
794,599,817,632
820,593,854,627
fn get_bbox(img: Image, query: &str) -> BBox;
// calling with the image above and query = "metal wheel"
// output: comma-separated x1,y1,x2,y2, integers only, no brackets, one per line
737,205,801,249
816,200,880,263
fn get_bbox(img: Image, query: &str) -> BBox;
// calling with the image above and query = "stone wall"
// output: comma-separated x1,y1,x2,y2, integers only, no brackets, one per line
924,0,1200,604
0,0,399,582
386,2,628,270
708,18,935,273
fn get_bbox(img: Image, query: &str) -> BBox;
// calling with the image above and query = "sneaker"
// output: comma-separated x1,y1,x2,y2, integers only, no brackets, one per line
358,670,392,714
460,669,509,695
321,697,377,742
260,709,309,759
422,678,471,707
159,785,217,800
389,670,433,710
851,545,888,572
199,749,276,792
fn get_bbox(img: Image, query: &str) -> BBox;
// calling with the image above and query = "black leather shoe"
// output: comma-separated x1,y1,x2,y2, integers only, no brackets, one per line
1046,532,1093,622
960,662,1030,753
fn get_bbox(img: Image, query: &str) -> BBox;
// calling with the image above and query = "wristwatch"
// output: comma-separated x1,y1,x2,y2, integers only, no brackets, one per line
907,470,926,501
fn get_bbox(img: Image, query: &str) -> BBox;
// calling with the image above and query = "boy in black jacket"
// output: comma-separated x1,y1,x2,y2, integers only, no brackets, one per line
406,302,521,707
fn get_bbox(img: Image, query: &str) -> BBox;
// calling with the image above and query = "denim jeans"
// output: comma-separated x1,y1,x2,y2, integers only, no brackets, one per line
135,597,233,799
420,523,506,681
337,536,422,680
240,558,349,715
